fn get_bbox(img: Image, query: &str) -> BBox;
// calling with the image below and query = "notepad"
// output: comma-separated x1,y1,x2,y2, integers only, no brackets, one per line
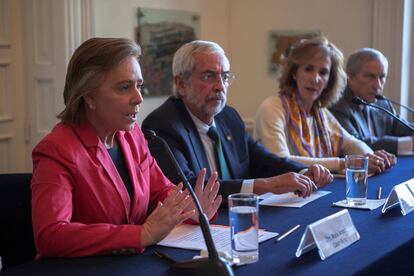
158,224,277,252
259,191,331,208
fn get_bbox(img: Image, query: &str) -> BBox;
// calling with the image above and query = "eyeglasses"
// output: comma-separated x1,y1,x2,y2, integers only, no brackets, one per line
198,71,235,86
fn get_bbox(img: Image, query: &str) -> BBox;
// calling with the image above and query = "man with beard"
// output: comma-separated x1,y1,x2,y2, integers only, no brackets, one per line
142,40,333,200
330,48,414,155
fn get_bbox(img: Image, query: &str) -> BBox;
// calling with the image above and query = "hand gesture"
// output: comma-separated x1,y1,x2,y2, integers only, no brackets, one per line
304,164,333,188
185,168,222,221
141,183,194,247
253,172,316,198
373,149,396,169
366,151,395,174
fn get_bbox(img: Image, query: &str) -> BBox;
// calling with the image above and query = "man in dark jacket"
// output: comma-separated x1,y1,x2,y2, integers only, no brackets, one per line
330,48,413,155
142,40,333,200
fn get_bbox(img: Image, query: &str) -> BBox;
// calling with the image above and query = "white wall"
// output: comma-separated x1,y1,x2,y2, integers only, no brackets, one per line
227,0,374,120
92,0,231,125
0,0,27,173
92,0,376,123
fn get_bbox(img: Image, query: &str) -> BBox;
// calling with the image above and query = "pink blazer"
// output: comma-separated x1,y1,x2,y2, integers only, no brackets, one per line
31,121,174,257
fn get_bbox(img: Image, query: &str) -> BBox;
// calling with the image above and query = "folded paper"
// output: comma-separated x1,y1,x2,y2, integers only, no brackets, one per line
333,199,386,210
382,178,414,216
296,209,360,260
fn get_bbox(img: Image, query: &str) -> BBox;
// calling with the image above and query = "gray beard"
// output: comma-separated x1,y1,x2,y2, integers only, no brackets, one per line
188,92,226,118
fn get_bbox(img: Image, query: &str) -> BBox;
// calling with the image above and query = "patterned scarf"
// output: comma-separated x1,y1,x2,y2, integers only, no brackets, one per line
280,92,343,157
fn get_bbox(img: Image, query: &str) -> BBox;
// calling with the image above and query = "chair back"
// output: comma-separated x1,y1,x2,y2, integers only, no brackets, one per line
0,173,36,269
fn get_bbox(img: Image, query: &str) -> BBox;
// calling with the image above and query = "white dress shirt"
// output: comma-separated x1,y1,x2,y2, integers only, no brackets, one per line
186,107,254,193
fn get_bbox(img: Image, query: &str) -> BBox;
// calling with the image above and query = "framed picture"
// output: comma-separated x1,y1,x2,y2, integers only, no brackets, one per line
268,30,320,74
137,8,200,97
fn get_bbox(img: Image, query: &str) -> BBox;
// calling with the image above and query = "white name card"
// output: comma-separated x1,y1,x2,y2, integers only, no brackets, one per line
295,209,360,260
382,178,414,216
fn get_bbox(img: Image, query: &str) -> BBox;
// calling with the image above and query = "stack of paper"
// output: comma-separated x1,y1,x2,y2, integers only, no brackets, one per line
259,191,331,208
158,224,277,252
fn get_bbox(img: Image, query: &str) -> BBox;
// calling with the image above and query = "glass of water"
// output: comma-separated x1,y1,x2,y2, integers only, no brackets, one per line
228,193,259,264
345,155,368,206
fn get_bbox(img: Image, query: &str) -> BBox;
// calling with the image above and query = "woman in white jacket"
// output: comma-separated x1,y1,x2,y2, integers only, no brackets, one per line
254,36,395,174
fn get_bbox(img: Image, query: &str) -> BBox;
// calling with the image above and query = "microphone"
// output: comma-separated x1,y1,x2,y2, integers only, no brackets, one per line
144,130,233,276
375,94,414,114
352,97,414,132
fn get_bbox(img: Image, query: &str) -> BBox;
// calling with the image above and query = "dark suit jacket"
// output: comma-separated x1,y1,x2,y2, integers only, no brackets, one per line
142,97,306,199
329,86,414,154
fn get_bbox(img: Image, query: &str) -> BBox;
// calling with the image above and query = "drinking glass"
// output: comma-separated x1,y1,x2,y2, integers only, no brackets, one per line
345,155,369,206
228,193,259,264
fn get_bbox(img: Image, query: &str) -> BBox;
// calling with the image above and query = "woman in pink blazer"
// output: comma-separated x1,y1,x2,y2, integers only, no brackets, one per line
31,38,222,258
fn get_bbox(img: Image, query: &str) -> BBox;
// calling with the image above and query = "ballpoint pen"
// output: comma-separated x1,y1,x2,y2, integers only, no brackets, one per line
311,181,318,191
294,181,318,196
154,250,177,264
275,224,300,243
377,186,382,199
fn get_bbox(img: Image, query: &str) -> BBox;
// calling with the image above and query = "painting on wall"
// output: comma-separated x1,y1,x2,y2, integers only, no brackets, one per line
136,8,200,97
268,31,320,74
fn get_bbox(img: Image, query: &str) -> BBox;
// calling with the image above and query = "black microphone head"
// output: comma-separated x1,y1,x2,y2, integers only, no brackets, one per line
351,97,366,105
375,94,385,100
143,129,157,140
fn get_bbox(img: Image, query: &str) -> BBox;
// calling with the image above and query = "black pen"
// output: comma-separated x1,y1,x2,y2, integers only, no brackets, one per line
154,250,176,264
275,224,300,243
377,186,382,199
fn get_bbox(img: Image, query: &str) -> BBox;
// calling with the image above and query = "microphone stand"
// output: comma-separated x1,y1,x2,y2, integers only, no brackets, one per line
375,94,414,114
144,130,233,276
352,97,414,132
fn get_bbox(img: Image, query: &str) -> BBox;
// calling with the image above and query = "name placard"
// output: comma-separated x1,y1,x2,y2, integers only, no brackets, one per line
382,178,414,216
295,209,360,260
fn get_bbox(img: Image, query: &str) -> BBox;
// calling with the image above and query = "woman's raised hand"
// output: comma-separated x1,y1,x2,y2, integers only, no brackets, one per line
141,183,194,247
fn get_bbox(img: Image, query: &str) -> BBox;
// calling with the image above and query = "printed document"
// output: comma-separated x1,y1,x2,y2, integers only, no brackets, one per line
158,224,277,251
259,190,331,208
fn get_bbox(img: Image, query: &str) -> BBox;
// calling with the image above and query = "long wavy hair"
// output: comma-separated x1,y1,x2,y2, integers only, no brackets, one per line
278,36,346,108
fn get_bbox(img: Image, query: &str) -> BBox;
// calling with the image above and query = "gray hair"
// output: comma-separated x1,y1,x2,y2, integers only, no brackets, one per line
172,40,228,97
346,48,389,77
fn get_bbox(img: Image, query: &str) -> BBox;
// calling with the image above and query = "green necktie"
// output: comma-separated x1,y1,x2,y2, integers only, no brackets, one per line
207,126,231,180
